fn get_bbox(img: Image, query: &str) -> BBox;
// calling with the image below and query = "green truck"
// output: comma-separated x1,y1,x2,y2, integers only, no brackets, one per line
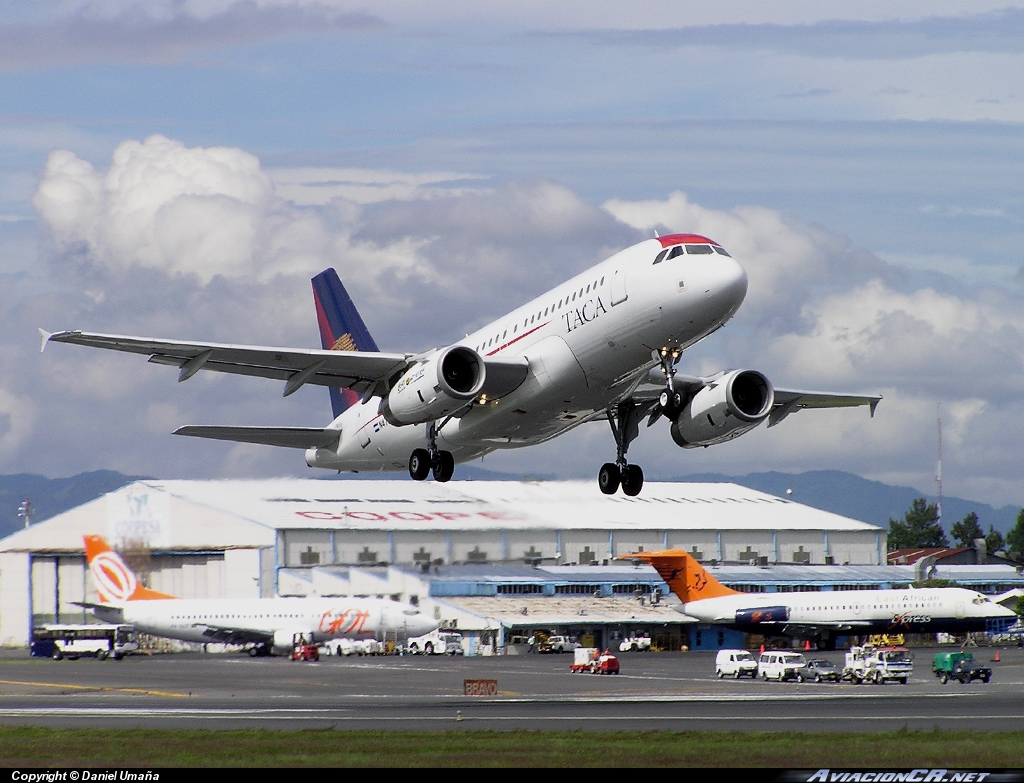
932,651,992,684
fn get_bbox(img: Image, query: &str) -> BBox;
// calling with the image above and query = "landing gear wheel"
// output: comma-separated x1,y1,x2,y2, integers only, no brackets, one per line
621,464,644,496
432,451,455,483
598,463,620,495
409,449,431,481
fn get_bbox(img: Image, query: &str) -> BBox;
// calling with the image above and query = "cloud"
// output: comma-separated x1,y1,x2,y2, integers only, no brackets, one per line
0,1,383,70
19,137,1024,507
576,8,1024,60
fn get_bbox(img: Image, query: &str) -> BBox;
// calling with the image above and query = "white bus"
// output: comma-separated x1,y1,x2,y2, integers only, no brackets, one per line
32,624,139,660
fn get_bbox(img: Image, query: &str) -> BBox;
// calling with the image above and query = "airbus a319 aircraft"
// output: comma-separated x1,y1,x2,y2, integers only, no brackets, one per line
44,234,881,495
81,536,436,655
622,549,1017,649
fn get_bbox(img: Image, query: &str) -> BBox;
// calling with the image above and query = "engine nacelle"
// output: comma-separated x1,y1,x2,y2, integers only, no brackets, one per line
670,369,774,448
380,345,486,426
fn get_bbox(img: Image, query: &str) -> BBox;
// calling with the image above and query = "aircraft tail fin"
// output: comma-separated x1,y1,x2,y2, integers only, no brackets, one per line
311,268,380,418
618,549,739,603
83,535,177,603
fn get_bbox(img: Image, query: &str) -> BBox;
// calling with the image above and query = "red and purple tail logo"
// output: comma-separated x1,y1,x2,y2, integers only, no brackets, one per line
311,269,379,417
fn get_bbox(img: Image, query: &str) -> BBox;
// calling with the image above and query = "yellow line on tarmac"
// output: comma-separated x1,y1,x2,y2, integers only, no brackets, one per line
0,678,187,698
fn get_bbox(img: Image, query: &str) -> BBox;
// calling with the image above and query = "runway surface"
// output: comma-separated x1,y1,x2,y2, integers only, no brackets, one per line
0,646,1020,731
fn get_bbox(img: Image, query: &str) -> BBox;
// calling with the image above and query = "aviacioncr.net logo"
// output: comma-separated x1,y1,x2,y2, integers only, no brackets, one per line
90,551,137,602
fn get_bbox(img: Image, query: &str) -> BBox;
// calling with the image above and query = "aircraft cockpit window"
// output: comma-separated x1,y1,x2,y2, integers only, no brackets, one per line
653,249,669,264
685,244,714,254
713,246,731,257
667,245,685,261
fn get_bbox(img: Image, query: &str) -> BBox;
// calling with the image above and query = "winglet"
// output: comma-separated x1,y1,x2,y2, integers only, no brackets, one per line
616,549,739,603
38,328,52,354
83,535,177,602
869,397,881,417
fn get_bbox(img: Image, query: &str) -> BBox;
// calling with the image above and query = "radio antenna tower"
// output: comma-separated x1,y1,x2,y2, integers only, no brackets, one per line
936,402,942,529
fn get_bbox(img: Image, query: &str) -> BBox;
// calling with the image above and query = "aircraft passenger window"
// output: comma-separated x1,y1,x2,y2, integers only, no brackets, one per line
685,244,714,254
586,284,590,293
544,307,548,316
654,249,669,264
713,246,731,257
600,276,604,285
572,292,576,301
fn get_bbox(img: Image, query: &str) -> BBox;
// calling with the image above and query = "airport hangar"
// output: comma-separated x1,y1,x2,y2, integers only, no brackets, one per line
0,477,898,651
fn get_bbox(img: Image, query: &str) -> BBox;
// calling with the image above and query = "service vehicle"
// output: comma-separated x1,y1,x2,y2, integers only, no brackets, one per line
842,644,911,684
758,652,806,681
796,658,840,682
933,652,991,684
570,647,620,674
291,632,319,662
619,635,652,652
407,630,464,655
715,649,758,678
540,635,580,654
32,624,138,661
321,638,385,656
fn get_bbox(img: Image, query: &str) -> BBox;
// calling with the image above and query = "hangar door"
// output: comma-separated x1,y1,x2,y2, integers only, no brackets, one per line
30,555,88,628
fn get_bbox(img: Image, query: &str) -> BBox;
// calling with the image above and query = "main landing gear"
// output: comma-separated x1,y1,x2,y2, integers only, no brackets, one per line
599,400,645,496
409,421,455,483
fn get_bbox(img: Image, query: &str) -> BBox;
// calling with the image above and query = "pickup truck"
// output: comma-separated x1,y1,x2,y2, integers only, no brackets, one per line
539,635,580,654
933,652,991,684
619,635,652,652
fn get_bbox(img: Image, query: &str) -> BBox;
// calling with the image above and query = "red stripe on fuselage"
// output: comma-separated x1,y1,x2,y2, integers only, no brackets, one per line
487,321,549,356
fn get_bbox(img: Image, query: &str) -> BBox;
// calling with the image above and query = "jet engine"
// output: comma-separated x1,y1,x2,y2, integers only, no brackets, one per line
735,606,790,627
380,345,486,426
670,369,774,448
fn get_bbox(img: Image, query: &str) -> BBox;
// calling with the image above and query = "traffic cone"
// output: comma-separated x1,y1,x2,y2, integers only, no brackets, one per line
759,643,765,654
994,650,1001,662
804,639,811,651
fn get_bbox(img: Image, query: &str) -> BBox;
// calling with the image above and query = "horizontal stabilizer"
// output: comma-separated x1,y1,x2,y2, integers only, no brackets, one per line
174,425,341,450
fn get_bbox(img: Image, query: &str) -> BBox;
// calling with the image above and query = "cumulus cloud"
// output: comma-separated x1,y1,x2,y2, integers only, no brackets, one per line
18,138,1024,507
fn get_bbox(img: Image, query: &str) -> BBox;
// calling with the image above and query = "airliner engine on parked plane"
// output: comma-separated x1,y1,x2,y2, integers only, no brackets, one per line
380,345,486,426
670,369,774,447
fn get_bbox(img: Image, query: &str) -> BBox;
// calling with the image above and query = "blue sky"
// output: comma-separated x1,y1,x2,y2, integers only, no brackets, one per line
3,1,1024,512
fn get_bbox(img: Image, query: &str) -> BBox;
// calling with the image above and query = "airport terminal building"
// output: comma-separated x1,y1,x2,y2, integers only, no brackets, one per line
0,478,899,649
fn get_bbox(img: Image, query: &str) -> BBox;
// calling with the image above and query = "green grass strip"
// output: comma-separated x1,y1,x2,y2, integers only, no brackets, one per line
0,728,1022,767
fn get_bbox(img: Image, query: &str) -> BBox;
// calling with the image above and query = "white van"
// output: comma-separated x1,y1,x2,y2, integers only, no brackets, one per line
715,649,758,678
758,652,806,681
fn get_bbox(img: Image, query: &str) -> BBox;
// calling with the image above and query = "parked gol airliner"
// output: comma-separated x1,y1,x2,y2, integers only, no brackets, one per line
81,535,436,655
43,234,881,496
621,549,1017,649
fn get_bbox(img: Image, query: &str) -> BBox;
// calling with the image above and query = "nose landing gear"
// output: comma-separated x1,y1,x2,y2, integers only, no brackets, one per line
599,401,645,496
408,421,456,483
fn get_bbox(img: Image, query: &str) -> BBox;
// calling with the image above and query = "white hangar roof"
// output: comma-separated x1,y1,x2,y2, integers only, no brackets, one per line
0,477,881,554
116,478,877,534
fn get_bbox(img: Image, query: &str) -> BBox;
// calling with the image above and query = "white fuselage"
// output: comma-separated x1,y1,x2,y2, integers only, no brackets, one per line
92,596,437,647
307,238,748,471
682,586,1016,634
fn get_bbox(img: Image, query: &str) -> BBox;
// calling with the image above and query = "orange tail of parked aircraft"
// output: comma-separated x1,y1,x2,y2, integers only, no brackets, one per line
83,535,177,603
619,549,739,603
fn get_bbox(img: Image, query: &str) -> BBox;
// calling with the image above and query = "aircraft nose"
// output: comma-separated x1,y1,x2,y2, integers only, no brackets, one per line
700,255,748,318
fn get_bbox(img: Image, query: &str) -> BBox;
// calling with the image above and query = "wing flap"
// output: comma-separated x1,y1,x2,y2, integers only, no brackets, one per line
174,425,341,450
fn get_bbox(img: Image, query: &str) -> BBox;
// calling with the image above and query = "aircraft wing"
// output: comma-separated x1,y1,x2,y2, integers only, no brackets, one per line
767,389,882,428
193,624,274,646
173,426,342,450
43,330,529,401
